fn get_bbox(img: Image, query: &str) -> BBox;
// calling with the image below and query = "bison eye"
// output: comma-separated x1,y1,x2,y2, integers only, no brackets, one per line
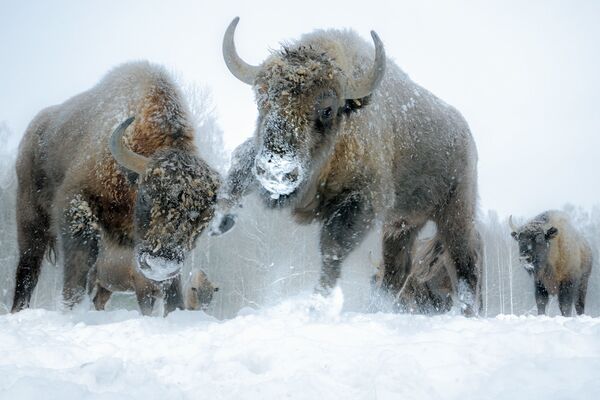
320,107,333,121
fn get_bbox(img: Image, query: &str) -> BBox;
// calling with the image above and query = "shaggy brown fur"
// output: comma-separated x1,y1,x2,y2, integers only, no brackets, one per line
12,62,220,314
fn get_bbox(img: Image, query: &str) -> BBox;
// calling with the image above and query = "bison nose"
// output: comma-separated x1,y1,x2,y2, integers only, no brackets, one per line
254,152,304,196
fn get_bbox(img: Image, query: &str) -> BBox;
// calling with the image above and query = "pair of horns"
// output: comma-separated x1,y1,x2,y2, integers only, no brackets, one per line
109,117,150,175
223,17,386,100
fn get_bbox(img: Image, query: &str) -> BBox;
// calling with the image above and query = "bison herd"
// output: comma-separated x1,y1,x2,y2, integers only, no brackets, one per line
9,18,593,318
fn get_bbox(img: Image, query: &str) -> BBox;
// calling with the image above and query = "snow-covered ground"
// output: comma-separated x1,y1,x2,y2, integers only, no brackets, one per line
1,290,599,400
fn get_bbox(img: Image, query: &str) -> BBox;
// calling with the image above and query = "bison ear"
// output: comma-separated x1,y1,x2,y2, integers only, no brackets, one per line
545,226,558,240
510,231,518,240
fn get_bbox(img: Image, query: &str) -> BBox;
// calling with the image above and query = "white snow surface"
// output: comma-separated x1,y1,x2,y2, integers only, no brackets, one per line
1,290,599,400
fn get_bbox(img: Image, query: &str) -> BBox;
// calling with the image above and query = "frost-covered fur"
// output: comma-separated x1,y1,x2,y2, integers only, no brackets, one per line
12,62,220,314
220,28,481,315
511,210,593,316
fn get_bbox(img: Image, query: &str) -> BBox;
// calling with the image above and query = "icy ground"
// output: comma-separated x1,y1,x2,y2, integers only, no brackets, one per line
0,291,599,400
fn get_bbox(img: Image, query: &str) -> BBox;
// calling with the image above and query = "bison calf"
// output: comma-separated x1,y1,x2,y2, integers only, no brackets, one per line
510,210,593,316
89,256,217,315
184,270,219,311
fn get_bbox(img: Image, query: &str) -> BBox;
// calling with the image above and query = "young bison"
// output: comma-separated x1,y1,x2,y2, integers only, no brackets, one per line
510,210,593,316
89,256,218,315
12,61,220,314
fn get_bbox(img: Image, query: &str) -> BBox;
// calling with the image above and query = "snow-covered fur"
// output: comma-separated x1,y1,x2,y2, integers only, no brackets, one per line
12,62,220,314
219,21,481,315
510,210,593,316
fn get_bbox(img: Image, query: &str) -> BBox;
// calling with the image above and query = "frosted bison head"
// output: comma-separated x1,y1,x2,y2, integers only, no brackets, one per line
110,117,219,281
223,17,385,207
509,216,558,273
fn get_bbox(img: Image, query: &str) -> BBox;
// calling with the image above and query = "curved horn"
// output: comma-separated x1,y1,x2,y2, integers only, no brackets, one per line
109,117,149,175
345,31,386,100
508,215,518,232
223,17,260,85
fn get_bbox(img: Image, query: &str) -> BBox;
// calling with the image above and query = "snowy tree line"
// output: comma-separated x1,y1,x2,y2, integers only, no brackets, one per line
0,101,598,318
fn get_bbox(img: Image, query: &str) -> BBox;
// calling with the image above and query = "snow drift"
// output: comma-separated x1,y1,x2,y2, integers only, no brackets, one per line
0,295,599,399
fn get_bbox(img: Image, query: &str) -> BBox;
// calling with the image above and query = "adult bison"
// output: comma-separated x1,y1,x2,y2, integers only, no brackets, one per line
214,18,482,315
509,211,593,316
11,61,220,314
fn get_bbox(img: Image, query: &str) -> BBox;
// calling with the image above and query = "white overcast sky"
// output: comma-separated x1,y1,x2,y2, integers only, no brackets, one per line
1,0,599,218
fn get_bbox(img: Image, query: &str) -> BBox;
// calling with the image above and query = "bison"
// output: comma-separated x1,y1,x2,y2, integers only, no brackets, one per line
184,269,219,311
89,257,218,315
12,61,220,314
214,18,482,315
509,210,593,316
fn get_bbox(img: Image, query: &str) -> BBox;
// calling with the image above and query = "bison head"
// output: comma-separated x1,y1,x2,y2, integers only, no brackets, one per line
110,117,219,281
223,17,385,207
509,216,558,272
186,270,219,311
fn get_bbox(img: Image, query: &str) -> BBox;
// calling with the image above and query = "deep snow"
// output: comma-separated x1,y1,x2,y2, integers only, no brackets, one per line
1,290,599,400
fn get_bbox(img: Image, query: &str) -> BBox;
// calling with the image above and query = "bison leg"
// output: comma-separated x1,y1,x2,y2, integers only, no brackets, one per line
210,138,257,236
575,274,590,316
135,288,157,316
380,222,422,300
60,194,100,308
92,285,112,310
62,239,99,307
558,280,575,317
436,189,482,316
12,206,52,312
317,192,374,292
442,233,481,317
163,276,184,316
534,280,549,315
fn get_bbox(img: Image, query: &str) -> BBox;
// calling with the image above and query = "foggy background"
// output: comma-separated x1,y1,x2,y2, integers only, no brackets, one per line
1,1,599,317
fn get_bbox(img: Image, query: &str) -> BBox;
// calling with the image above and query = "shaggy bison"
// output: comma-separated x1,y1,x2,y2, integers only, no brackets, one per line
510,211,593,316
215,18,482,315
12,61,220,313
